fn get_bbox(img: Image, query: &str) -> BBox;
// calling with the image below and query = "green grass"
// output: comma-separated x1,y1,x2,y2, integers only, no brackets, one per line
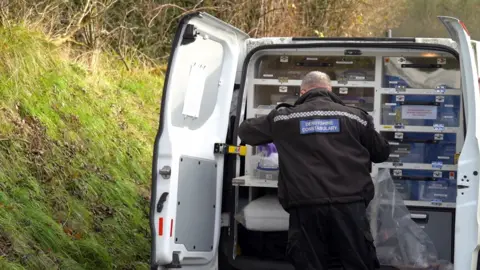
0,26,163,269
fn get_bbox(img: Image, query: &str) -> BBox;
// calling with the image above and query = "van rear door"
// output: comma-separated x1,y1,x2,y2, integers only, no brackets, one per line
149,12,248,269
439,16,480,270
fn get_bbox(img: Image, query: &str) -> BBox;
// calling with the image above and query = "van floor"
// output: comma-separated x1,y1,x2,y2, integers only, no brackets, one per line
229,255,402,270
234,226,410,270
236,225,347,269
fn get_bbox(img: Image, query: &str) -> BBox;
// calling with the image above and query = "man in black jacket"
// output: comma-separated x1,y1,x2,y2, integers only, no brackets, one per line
238,71,390,270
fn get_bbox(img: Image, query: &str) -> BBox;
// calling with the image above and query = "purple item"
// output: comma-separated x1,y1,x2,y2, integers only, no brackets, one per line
258,143,277,156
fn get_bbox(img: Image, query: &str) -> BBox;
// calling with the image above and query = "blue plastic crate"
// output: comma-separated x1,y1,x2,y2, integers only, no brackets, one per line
381,94,461,128
418,179,457,203
393,180,417,200
381,132,457,165
390,169,457,203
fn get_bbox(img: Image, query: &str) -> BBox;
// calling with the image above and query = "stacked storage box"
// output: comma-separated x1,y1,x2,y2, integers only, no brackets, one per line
379,56,461,206
376,56,462,262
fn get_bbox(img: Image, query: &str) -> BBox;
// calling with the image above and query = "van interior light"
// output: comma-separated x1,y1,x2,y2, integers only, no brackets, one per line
421,52,439,57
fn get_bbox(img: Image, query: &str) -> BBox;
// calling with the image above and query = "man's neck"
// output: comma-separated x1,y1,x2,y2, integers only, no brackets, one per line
301,85,331,96
306,85,331,92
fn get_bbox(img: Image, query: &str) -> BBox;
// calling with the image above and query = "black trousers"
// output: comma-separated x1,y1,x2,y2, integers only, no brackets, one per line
286,202,380,270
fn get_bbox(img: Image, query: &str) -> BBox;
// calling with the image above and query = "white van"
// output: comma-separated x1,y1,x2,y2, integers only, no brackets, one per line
149,13,480,270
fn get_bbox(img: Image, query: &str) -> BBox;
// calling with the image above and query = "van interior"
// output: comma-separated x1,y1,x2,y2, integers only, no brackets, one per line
225,44,462,270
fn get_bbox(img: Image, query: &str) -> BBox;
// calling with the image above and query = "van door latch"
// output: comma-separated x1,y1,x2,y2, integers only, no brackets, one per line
159,166,171,179
157,192,169,213
214,143,246,156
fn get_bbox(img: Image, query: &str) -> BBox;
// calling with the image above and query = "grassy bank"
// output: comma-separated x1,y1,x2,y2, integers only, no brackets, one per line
0,26,163,269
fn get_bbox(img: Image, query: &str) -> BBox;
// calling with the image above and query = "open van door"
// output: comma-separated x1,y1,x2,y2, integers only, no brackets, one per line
149,12,249,269
439,17,480,269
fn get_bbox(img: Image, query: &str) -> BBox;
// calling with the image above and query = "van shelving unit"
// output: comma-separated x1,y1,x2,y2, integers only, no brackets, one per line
230,49,463,263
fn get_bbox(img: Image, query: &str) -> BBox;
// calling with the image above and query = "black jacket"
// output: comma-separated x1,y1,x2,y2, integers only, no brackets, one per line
238,88,390,210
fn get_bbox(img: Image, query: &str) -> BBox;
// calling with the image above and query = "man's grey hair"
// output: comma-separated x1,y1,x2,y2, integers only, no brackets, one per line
300,71,331,90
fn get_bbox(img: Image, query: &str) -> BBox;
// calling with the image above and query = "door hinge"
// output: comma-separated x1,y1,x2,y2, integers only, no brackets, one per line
214,143,246,156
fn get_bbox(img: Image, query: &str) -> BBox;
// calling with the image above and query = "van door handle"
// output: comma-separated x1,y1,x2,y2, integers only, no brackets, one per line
157,192,169,213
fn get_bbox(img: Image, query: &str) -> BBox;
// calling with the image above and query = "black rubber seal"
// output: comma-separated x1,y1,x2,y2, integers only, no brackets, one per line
292,37,416,42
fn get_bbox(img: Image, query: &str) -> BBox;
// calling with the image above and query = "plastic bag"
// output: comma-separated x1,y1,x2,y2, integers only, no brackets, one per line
256,143,279,171
367,169,453,269
234,194,289,231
